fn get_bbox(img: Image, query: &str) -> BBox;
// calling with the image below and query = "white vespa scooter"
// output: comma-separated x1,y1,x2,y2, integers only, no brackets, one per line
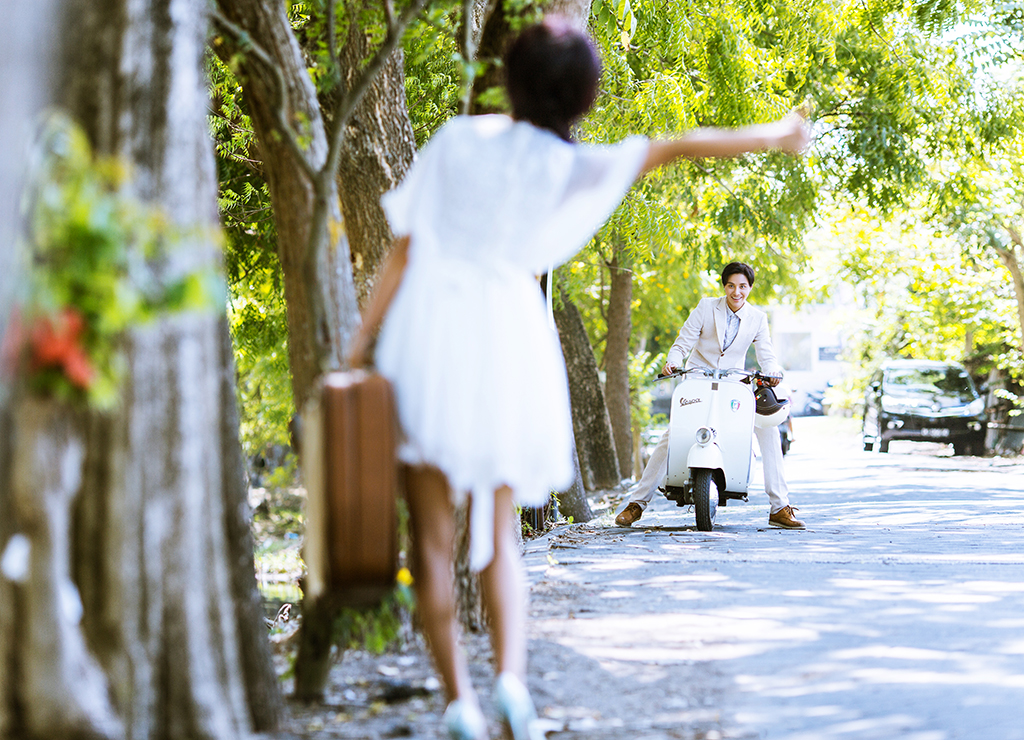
661,367,790,530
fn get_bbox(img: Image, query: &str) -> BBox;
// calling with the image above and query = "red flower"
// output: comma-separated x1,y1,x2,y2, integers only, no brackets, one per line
61,345,95,388
27,307,95,389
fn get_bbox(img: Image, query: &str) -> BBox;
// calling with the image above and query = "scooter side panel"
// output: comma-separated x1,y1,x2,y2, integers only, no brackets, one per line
666,378,713,487
716,383,755,492
666,376,755,492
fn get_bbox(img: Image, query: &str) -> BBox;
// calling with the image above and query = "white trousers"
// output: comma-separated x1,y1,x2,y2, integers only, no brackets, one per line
628,425,790,514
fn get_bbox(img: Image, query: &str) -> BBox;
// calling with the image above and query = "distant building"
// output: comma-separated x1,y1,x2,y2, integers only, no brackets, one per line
765,302,848,414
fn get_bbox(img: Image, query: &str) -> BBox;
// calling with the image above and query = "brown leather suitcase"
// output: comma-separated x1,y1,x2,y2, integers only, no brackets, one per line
303,370,398,605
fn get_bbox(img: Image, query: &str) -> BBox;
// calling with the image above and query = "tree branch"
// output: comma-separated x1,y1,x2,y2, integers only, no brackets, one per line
1005,223,1022,248
689,159,799,241
211,7,318,183
326,0,340,88
460,0,475,114
458,0,498,114
321,0,431,185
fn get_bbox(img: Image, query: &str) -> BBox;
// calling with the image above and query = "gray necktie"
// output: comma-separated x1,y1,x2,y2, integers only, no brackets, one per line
723,309,740,351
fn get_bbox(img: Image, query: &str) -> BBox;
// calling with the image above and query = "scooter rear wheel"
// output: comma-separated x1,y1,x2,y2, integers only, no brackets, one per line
693,469,717,531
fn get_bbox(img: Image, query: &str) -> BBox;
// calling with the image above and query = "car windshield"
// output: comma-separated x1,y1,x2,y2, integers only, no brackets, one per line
884,367,976,402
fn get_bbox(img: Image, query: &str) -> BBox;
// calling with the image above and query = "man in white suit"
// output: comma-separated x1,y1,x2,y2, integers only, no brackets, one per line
616,262,805,529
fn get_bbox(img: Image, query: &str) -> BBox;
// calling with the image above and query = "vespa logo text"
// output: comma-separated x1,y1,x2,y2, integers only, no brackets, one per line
679,397,701,407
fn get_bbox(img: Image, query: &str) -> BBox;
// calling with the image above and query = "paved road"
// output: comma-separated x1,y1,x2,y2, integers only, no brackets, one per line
523,417,1024,740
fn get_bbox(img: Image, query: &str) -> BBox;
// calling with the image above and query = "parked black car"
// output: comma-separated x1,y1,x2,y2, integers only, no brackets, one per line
862,360,986,455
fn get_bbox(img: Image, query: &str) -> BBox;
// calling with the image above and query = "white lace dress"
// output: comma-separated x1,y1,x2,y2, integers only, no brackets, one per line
377,114,648,569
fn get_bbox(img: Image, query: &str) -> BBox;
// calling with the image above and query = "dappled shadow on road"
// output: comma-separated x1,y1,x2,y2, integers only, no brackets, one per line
523,445,1024,739
528,637,746,739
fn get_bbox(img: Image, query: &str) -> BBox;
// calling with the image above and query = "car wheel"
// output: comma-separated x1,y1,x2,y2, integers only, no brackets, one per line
953,440,980,456
861,417,874,451
876,419,889,453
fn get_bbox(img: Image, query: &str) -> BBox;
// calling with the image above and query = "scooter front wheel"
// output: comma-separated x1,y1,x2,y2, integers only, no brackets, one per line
692,468,717,531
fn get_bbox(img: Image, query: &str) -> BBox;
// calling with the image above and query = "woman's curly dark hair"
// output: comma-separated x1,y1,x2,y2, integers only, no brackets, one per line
503,17,601,142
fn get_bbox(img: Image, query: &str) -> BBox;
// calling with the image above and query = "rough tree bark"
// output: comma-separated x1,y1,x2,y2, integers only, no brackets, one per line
214,0,359,413
557,435,594,523
553,291,621,491
213,0,427,700
71,0,282,733
0,398,9,740
0,3,55,733
331,24,417,307
13,404,122,739
0,0,280,737
523,276,596,525
605,245,634,479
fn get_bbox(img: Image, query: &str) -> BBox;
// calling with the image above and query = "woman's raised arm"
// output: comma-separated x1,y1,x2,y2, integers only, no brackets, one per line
638,112,810,176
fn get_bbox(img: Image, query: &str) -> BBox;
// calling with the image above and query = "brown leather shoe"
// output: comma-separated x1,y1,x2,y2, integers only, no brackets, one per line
615,502,644,527
768,505,805,529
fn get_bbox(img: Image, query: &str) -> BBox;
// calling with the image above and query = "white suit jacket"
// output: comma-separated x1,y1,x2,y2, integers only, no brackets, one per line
665,297,782,375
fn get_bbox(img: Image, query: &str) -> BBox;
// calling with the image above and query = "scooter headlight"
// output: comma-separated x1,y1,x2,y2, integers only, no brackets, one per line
695,426,714,445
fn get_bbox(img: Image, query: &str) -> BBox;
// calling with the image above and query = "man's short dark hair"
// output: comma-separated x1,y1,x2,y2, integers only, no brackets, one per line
721,262,755,287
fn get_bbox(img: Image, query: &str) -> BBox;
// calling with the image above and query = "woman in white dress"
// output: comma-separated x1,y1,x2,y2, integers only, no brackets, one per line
349,17,809,740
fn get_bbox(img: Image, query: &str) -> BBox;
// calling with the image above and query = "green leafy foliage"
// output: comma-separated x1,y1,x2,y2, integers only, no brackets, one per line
206,0,1024,456
403,3,463,143
629,348,667,432
208,52,295,460
568,0,1024,427
207,2,470,460
5,115,220,407
809,204,1020,411
332,579,415,654
567,0,825,366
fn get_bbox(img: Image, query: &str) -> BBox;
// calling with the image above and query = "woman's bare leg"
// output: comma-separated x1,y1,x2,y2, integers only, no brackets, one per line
406,465,476,705
479,486,527,679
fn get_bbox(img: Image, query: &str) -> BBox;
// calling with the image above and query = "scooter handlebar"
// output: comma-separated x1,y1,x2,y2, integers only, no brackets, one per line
657,367,782,383
658,367,739,380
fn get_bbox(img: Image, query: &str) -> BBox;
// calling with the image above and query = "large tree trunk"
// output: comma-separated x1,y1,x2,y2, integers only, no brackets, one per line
333,24,417,307
558,434,594,523
0,0,280,737
12,402,122,739
0,402,10,740
215,0,420,701
604,246,634,479
553,290,621,490
0,2,57,735
70,0,281,733
214,0,359,413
